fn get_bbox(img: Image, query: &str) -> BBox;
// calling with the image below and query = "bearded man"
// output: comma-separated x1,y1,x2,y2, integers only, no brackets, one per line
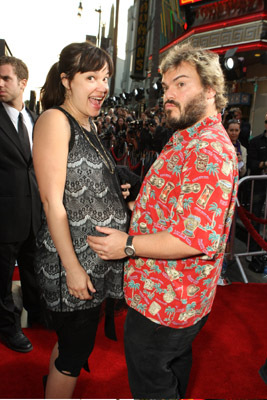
87,43,239,399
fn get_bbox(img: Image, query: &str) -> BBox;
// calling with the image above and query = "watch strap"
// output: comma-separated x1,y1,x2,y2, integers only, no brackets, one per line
126,235,134,247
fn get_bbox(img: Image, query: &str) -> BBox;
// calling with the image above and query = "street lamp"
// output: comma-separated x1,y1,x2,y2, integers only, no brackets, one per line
224,47,238,71
95,7,102,47
77,2,100,46
77,1,83,17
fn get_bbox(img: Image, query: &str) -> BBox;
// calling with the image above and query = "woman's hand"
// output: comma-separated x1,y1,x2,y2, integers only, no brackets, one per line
121,182,131,199
236,152,242,162
66,265,96,300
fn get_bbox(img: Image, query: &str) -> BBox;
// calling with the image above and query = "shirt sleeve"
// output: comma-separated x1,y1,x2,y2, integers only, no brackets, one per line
167,145,236,258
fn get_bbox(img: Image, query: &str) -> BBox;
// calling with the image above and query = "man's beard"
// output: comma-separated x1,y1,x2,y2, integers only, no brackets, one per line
164,91,207,131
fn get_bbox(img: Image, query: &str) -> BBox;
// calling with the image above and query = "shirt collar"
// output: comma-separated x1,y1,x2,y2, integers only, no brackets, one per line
2,102,27,118
167,114,222,146
2,102,22,128
2,102,29,131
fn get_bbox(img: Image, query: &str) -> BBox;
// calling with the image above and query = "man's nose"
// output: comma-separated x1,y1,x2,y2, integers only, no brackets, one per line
164,87,175,100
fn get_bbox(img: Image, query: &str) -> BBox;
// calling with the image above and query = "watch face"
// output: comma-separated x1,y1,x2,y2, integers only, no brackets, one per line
125,246,135,257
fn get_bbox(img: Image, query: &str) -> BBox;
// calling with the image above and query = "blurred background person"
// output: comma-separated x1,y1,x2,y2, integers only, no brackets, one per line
225,118,247,177
232,107,251,150
246,111,267,273
218,118,247,286
223,106,251,150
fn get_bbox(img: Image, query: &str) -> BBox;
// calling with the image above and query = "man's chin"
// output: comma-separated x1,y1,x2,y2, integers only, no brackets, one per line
166,117,182,131
165,108,180,120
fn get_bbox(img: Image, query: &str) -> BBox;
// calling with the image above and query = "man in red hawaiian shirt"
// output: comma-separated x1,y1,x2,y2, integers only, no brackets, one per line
87,43,239,399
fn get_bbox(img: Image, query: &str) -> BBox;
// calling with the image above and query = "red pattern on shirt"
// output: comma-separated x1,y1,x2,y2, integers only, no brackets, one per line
124,114,239,328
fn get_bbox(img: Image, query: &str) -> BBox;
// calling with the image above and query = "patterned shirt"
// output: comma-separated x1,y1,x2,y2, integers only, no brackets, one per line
124,114,239,328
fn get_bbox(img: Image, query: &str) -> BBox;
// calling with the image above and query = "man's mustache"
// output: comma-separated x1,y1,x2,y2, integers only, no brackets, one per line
164,100,181,111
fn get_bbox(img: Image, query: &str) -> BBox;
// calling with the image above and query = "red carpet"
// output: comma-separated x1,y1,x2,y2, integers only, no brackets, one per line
0,283,267,399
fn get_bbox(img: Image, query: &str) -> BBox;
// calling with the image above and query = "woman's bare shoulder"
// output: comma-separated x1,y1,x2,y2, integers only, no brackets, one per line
34,108,71,138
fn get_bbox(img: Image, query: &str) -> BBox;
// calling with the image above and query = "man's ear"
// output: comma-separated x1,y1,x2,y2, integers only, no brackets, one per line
206,86,216,100
60,73,70,90
19,78,27,91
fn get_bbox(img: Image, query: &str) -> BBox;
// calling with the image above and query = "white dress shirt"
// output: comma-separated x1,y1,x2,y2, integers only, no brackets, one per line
2,102,33,150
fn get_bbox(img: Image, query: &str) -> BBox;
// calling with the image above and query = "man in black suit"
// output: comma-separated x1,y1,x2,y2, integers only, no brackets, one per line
0,56,42,352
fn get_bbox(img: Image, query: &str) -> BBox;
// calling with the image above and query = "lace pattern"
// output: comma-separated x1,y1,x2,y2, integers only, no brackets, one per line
35,108,128,311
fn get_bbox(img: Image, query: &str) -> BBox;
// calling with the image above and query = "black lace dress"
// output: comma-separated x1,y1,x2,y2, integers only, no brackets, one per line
35,107,129,312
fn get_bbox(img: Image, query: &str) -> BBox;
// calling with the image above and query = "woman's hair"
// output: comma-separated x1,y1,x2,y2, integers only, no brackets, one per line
159,42,227,112
40,42,114,110
225,118,241,130
115,117,127,132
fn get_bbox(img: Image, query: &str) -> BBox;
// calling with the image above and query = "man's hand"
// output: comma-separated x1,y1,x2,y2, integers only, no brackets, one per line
87,226,128,260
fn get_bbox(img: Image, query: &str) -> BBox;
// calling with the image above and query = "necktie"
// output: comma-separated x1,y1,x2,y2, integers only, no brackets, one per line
18,112,31,161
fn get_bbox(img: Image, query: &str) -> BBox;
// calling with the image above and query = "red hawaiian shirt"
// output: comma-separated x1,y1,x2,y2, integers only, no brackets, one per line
124,114,239,328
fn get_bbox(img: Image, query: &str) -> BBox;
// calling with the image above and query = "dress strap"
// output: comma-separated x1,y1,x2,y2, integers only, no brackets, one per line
52,106,76,151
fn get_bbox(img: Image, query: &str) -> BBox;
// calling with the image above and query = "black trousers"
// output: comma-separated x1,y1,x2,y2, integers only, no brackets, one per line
0,229,41,335
52,306,101,377
124,307,208,399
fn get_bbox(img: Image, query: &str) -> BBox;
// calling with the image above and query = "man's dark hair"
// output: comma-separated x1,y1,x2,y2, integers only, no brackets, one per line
0,56,28,80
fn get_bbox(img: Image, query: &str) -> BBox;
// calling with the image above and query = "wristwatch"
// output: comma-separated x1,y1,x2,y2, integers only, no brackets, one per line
124,235,136,257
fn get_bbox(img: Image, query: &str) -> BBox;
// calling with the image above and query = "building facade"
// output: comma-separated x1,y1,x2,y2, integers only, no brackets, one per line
122,0,267,135
0,39,12,57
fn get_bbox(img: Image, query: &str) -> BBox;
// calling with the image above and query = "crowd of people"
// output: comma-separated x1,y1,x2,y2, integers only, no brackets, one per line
0,39,266,400
94,104,173,177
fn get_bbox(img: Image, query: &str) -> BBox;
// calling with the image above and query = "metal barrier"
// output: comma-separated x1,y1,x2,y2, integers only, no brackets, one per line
228,175,267,283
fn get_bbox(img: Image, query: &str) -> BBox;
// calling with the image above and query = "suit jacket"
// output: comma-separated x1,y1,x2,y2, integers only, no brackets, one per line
247,130,267,193
0,102,42,242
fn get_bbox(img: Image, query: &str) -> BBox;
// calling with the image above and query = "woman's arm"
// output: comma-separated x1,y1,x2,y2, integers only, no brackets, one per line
33,110,95,300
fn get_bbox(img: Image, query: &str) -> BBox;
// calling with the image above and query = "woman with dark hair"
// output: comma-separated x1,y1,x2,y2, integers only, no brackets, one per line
218,118,247,286
225,118,247,177
113,116,127,158
115,116,127,134
33,42,130,398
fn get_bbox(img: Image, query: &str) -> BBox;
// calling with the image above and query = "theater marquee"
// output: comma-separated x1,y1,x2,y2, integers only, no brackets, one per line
179,0,204,4
131,0,149,80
